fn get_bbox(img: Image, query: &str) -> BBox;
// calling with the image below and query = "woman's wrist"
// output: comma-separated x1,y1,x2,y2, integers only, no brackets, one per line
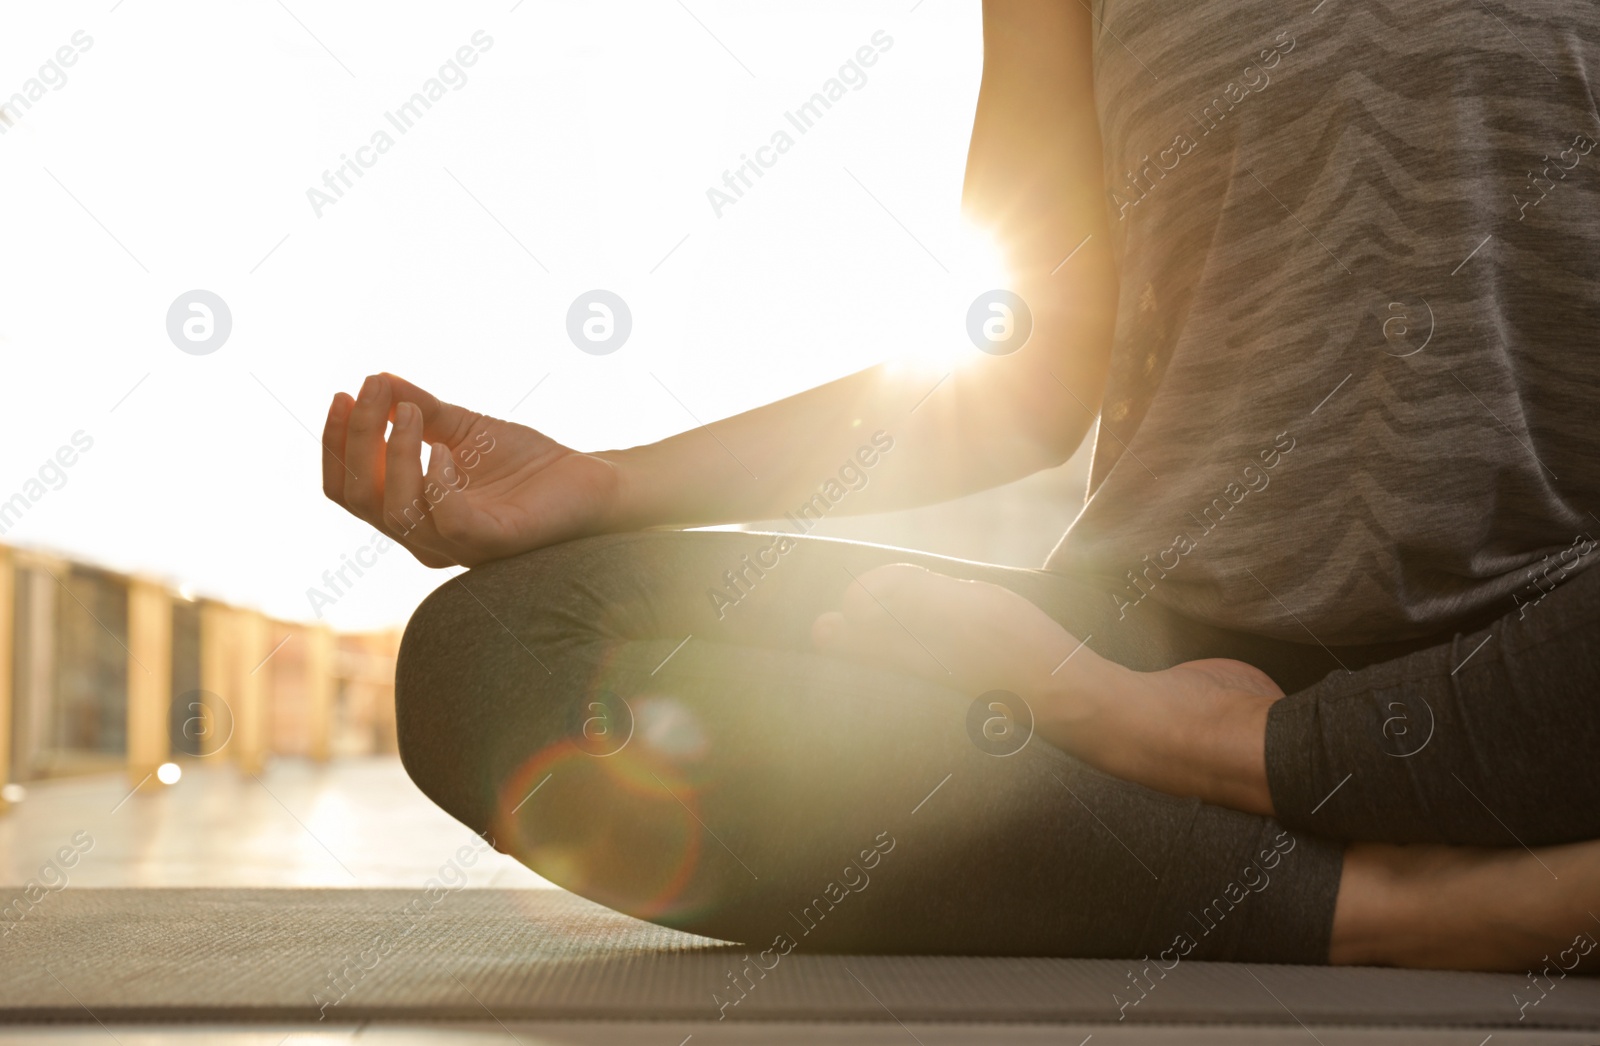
590,441,730,535
590,445,659,534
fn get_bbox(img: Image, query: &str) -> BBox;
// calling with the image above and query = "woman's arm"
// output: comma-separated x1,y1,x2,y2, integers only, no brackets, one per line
602,0,1116,531
324,1,1115,566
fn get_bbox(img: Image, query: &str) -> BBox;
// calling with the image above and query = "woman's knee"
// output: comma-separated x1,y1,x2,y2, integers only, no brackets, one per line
393,542,602,827
393,573,488,824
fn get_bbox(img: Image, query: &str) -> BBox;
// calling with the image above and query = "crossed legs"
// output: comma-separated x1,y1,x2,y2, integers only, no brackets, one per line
393,530,1599,968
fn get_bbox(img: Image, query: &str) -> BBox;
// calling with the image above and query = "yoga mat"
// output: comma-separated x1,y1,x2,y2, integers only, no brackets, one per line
2,888,1596,1028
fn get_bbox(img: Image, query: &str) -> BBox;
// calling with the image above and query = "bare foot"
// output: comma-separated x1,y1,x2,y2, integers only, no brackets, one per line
1107,659,1284,814
811,563,1284,813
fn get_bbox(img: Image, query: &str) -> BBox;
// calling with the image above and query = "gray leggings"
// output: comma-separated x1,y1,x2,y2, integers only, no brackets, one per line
393,530,1600,963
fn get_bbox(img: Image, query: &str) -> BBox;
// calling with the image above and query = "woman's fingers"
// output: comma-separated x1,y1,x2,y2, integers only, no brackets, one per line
424,440,485,559
382,403,435,538
383,373,478,445
812,567,948,677
343,374,394,521
379,402,466,568
321,392,354,505
323,375,477,569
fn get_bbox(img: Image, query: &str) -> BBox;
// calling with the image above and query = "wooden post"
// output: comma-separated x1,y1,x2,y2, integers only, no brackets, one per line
11,553,59,784
306,623,335,762
234,609,268,774
0,547,13,813
126,577,173,790
198,601,234,762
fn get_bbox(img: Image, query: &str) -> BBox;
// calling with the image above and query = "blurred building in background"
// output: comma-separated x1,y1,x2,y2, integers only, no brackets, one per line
0,544,401,813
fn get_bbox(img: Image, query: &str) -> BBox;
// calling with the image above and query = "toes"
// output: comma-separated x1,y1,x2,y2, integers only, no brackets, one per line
811,610,847,653
840,563,942,620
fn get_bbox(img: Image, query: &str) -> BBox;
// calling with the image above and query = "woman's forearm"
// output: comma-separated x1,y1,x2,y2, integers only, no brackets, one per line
598,283,1114,534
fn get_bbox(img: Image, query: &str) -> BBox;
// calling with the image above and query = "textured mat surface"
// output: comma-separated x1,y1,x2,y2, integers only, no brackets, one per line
2,888,1597,1028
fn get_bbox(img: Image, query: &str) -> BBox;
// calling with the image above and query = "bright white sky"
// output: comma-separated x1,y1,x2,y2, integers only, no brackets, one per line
0,0,997,630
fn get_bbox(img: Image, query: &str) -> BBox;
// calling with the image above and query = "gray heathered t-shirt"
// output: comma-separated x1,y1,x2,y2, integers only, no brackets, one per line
1045,0,1600,645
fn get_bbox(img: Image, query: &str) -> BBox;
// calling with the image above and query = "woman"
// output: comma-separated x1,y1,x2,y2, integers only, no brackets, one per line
321,0,1600,969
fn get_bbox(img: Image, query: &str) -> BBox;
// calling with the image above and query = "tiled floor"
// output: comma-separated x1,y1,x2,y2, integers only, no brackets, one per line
2,761,1594,1044
0,757,550,890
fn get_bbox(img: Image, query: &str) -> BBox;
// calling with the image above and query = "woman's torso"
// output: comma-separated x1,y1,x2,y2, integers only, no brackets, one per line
1048,0,1600,644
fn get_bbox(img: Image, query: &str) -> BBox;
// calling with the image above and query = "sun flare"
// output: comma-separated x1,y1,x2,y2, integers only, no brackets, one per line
885,217,1019,377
